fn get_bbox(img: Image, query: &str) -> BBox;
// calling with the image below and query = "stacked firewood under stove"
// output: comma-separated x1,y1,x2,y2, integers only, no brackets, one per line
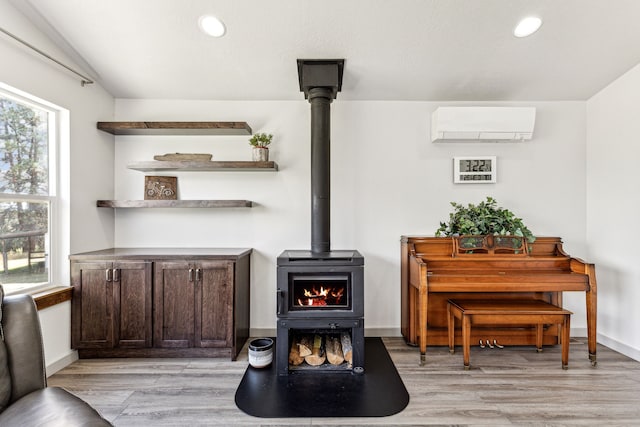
288,333,353,368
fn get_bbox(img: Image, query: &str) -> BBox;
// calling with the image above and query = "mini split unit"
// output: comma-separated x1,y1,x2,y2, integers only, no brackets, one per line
431,107,536,142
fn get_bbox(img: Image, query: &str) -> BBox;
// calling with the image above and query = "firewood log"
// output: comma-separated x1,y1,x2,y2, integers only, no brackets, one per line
288,336,304,366
304,334,326,366
297,335,312,357
326,335,345,365
340,332,353,364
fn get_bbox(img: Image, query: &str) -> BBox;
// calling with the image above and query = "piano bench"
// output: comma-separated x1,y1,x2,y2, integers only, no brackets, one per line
447,299,572,370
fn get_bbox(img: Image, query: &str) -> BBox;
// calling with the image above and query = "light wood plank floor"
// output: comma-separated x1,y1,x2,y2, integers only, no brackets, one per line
48,338,640,426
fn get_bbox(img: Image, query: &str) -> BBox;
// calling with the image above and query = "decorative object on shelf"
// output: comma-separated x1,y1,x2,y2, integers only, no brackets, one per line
144,176,177,200
435,197,535,254
154,153,213,161
249,132,273,161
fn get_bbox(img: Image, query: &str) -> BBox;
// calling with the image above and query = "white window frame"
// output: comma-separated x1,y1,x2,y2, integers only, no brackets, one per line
0,82,65,295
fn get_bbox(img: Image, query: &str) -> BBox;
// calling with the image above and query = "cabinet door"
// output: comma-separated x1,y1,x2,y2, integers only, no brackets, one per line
154,260,195,348
71,261,114,349
195,260,234,348
113,261,152,348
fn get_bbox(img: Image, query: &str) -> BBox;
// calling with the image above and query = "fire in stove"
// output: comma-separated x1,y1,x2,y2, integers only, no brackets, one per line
297,285,345,307
291,276,349,309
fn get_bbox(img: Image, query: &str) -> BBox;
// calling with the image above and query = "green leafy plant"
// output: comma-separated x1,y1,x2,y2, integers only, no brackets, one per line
435,197,535,243
248,132,273,148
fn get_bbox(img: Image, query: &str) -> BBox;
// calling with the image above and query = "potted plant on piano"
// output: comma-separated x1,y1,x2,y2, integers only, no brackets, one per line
435,196,535,255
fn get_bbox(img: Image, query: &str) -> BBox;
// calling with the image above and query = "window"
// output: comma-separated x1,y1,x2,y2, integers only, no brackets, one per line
0,85,59,294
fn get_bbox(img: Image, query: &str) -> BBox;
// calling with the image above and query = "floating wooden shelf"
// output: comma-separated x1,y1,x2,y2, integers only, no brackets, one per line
127,160,278,172
97,121,252,136
97,200,253,208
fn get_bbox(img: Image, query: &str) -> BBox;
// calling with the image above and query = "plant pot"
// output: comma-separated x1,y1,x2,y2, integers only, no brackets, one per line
248,337,273,368
453,235,528,256
252,147,269,162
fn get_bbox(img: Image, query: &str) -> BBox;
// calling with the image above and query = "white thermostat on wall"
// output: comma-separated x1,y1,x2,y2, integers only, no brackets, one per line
453,156,497,183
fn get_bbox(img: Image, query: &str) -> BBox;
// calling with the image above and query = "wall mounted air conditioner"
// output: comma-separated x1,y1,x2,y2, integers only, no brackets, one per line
431,107,536,142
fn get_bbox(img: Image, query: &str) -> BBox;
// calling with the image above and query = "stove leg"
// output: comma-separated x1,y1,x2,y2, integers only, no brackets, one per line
276,322,290,376
350,324,365,374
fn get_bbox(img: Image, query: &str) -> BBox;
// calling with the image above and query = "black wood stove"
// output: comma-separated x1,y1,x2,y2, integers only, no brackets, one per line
276,59,365,375
276,250,364,375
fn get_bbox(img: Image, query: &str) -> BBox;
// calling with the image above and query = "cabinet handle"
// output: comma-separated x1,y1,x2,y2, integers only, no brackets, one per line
112,268,119,282
105,268,112,282
195,268,201,282
188,268,194,282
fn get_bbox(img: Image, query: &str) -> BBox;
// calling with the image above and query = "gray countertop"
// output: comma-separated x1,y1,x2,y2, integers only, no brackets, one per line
69,247,253,260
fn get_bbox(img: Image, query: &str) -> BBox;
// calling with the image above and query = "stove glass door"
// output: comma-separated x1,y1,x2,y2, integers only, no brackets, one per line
289,273,350,310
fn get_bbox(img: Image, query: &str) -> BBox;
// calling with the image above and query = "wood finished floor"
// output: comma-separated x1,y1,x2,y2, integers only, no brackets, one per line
48,337,640,426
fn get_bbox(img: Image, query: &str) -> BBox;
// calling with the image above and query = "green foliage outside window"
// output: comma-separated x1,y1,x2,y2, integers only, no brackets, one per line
0,96,50,285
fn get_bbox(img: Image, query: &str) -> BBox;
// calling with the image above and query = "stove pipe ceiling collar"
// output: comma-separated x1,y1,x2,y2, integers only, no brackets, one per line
297,59,344,100
297,59,344,254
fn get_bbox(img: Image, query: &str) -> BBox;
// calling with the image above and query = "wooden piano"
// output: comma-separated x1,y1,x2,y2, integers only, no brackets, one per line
401,236,597,366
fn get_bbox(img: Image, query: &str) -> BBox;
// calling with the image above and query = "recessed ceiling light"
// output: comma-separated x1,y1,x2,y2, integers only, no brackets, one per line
199,15,226,37
513,16,542,38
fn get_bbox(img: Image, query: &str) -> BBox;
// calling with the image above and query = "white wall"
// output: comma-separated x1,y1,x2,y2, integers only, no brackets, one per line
0,0,115,372
587,63,640,361
114,99,588,335
8,0,622,366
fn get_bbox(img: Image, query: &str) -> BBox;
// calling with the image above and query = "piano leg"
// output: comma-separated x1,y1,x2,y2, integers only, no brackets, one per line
447,303,455,354
587,287,597,365
562,314,571,370
462,315,471,370
585,263,598,366
536,324,543,353
419,283,428,365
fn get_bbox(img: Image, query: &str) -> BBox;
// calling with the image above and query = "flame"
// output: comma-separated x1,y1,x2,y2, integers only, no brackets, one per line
304,286,328,298
296,285,345,307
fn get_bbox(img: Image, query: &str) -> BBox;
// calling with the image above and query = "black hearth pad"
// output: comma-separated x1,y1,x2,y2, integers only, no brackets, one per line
234,337,409,418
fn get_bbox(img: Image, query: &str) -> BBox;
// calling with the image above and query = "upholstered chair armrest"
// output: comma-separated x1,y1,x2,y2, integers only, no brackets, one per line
3,295,47,403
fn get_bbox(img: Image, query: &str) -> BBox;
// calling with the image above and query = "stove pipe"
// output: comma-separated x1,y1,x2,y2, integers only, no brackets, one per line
297,59,344,254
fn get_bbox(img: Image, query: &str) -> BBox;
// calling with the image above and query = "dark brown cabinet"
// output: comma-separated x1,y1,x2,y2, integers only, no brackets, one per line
154,260,233,349
70,248,251,359
71,260,152,350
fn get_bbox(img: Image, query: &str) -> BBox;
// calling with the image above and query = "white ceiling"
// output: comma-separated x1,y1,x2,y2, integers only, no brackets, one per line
12,0,640,101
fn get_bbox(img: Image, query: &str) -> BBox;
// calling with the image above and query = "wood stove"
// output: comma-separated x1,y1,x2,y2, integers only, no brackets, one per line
276,250,364,375
275,59,365,375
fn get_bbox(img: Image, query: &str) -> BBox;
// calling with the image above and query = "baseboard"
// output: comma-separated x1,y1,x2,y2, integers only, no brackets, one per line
571,327,587,337
250,328,276,338
596,333,640,362
45,331,639,368
570,327,639,362
250,327,401,338
365,327,401,337
46,350,78,377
